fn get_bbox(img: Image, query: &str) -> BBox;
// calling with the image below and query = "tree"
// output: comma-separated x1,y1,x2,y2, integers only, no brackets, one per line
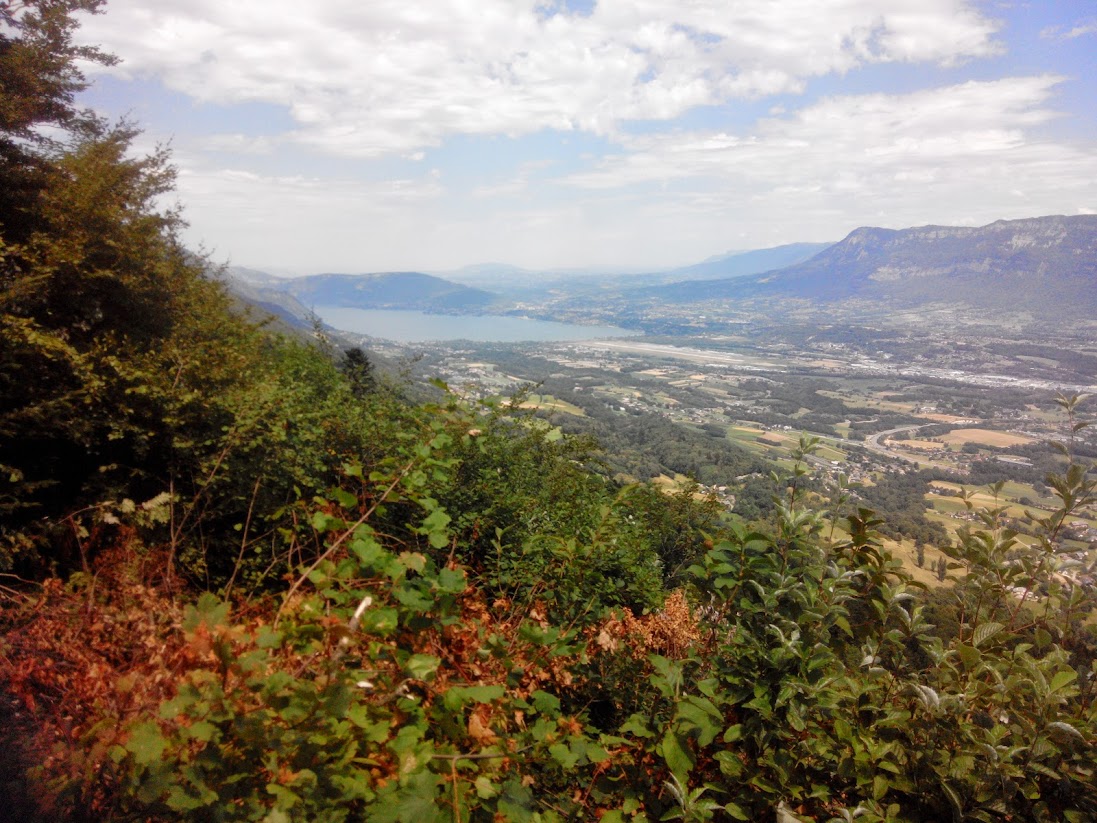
0,0,262,571
1,0,115,240
340,346,376,397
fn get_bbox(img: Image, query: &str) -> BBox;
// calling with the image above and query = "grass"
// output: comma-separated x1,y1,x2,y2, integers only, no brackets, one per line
892,439,943,451
519,394,586,417
939,428,1036,448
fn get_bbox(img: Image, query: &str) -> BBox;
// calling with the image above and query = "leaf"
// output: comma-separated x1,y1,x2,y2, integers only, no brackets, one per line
659,731,694,782
723,724,743,743
620,713,654,739
351,535,384,566
677,695,723,747
873,774,889,800
392,770,444,823
359,607,398,635
549,742,579,769
420,509,451,549
911,684,940,711
468,708,499,744
972,622,1004,649
723,801,750,820
1048,670,1078,694
332,487,358,509
474,776,499,799
957,644,980,670
442,684,505,712
185,720,217,743
125,722,166,766
1045,721,1085,742
397,552,427,573
530,690,560,715
776,800,803,823
437,566,466,593
405,654,441,681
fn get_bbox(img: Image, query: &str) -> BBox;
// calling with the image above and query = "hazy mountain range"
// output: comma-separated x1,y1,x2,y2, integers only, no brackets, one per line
224,215,1097,332
641,215,1097,311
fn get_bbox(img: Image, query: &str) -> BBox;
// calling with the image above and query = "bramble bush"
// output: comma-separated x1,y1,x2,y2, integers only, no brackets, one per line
2,406,1093,821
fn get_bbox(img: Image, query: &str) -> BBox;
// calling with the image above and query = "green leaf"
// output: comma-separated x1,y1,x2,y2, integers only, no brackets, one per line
659,731,694,782
549,742,579,769
1048,670,1078,694
310,511,343,533
723,724,743,743
437,566,466,593
185,720,217,743
677,695,723,747
442,684,505,712
530,690,561,715
391,770,444,823
360,607,398,635
397,552,427,573
332,487,358,509
972,622,1004,649
723,801,750,820
474,776,499,799
420,509,452,549
957,644,980,669
873,774,889,800
126,722,166,766
256,625,283,649
620,713,654,738
351,535,384,566
405,654,441,681
182,593,229,632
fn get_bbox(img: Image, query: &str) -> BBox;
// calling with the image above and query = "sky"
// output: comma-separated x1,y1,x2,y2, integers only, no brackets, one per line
73,0,1097,275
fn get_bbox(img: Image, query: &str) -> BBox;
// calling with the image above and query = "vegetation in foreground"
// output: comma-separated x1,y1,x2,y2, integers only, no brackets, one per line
2,3,1096,821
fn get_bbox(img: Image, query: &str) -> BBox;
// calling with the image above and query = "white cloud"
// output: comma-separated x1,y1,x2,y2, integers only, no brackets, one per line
548,75,1097,263
165,158,448,269
1040,19,1097,40
565,76,1069,190
198,134,277,154
77,0,1001,157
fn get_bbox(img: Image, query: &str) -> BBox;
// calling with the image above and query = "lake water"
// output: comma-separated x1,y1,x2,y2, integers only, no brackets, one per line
314,307,639,343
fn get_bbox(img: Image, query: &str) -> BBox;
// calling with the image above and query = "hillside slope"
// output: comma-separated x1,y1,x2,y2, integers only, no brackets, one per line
279,271,498,312
644,215,1097,321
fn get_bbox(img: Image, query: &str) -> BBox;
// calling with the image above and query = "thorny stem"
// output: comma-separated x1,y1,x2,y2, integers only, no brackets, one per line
222,474,264,600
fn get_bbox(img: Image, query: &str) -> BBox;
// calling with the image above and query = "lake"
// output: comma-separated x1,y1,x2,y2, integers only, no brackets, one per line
313,307,639,343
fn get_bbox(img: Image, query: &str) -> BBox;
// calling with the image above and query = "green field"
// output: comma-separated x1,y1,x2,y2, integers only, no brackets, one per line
521,393,586,416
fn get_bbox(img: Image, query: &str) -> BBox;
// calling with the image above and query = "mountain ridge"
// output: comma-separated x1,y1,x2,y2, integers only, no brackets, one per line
640,214,1097,322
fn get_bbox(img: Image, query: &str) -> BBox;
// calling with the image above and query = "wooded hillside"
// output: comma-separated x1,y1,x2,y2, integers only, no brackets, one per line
2,4,1095,821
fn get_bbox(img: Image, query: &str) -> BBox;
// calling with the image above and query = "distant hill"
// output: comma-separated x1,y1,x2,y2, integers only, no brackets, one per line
281,272,498,313
644,215,1097,321
441,243,835,299
221,267,318,330
660,242,833,282
224,270,500,314
278,271,498,311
